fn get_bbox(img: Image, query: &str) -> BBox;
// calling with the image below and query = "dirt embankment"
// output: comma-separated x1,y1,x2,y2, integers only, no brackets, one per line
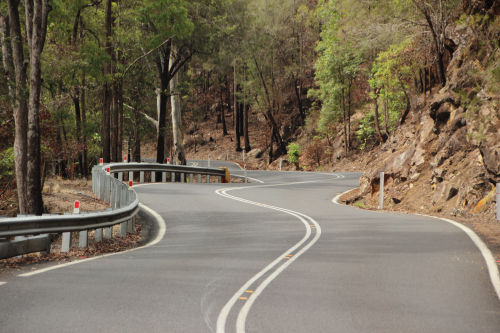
335,13,500,259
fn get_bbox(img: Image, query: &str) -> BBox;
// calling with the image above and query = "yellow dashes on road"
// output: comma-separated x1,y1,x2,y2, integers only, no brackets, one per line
245,290,254,294
239,297,248,300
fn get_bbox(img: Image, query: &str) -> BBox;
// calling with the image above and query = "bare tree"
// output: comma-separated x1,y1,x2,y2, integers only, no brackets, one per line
412,0,457,87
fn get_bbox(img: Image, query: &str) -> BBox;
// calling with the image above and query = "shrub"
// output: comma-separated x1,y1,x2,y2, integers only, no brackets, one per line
287,142,301,170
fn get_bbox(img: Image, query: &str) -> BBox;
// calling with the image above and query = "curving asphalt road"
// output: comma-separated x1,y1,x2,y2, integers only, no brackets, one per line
1,163,499,332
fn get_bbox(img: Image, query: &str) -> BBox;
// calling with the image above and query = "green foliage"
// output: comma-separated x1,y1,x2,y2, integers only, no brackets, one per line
356,113,375,150
0,147,14,179
311,0,361,137
287,142,301,165
369,38,415,134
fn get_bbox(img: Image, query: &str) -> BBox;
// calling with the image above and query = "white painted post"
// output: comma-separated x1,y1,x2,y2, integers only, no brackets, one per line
128,171,133,182
104,226,112,239
118,172,123,181
279,158,282,171
198,174,202,183
180,173,185,183
95,228,103,242
208,154,211,168
120,222,127,237
245,168,248,183
496,183,499,221
171,172,175,182
378,172,385,210
61,232,72,252
140,171,144,183
151,171,156,183
190,173,194,183
75,201,87,248
162,172,166,182
123,155,127,163
226,151,229,161
99,158,103,165
206,175,210,184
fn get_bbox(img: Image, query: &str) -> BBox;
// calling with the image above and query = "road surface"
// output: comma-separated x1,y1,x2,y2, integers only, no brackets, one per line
1,164,499,332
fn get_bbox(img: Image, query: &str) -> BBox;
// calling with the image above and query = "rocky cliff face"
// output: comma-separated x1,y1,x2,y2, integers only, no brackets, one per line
351,6,499,222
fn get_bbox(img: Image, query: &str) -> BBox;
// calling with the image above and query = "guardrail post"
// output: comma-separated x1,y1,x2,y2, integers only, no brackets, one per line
226,151,229,161
118,172,123,181
244,169,248,183
120,222,127,237
180,173,184,183
378,172,384,210
104,226,112,239
171,172,175,182
198,174,202,183
151,171,156,183
497,183,499,220
140,171,144,183
190,173,194,183
218,176,221,183
279,158,282,171
95,228,103,242
206,174,210,184
61,227,72,253
162,172,166,182
129,171,133,182
208,154,211,168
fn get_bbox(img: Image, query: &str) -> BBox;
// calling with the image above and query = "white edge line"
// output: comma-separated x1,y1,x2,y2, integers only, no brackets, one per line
0,281,6,286
18,203,166,278
331,187,500,300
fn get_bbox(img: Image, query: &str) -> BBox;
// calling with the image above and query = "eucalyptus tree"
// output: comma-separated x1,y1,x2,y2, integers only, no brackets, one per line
0,0,50,215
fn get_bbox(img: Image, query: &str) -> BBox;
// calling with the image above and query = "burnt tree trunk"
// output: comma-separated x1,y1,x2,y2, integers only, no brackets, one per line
25,0,49,214
233,63,241,152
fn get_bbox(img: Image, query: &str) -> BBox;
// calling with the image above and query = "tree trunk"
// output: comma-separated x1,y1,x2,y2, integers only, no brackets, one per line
26,0,49,215
242,66,250,152
243,103,250,152
225,75,232,132
133,107,141,162
73,93,83,176
220,87,227,135
169,42,186,165
372,89,384,143
81,75,88,178
3,2,29,214
347,81,352,151
102,0,113,162
233,63,241,152
294,79,305,124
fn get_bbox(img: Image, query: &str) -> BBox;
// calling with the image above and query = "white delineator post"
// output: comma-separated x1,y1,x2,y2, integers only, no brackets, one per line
497,183,499,221
99,158,103,165
123,155,127,163
378,172,384,210
62,201,80,252
208,154,211,168
279,158,282,171
75,201,88,248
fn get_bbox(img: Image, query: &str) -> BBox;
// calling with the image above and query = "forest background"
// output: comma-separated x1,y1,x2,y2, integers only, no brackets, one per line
0,0,498,221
